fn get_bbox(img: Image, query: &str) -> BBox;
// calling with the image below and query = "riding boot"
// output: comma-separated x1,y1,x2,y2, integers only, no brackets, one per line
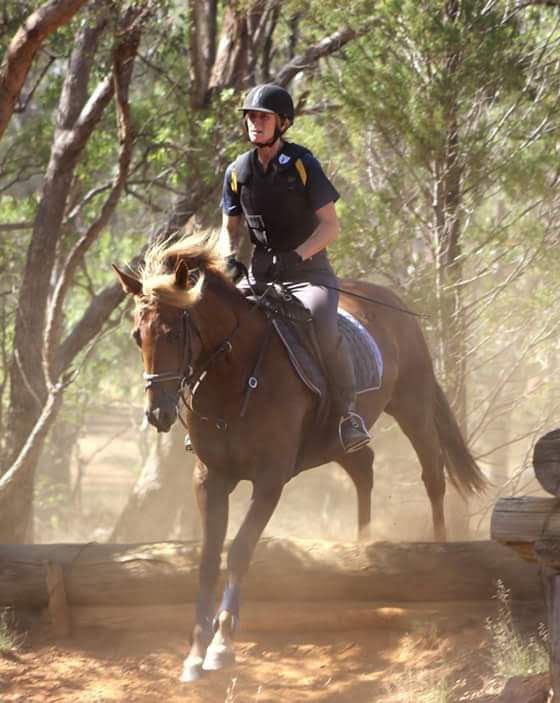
328,336,371,453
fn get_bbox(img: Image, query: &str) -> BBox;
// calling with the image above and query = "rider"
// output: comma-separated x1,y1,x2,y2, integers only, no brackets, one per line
222,83,370,453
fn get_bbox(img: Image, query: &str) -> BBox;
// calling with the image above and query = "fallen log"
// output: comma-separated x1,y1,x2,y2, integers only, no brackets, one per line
0,538,542,608
491,496,560,562
60,600,536,633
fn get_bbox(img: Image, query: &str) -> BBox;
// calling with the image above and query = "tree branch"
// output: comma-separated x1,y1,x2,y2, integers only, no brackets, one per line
0,221,33,232
0,0,89,140
45,4,144,383
273,26,358,86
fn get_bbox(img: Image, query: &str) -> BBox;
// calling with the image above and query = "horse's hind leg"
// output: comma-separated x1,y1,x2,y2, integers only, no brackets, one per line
392,405,447,542
337,445,374,541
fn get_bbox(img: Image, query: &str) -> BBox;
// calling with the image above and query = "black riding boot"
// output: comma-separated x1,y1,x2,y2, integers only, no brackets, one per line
328,337,371,453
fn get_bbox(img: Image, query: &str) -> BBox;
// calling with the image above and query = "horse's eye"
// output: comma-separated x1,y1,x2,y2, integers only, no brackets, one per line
132,328,141,346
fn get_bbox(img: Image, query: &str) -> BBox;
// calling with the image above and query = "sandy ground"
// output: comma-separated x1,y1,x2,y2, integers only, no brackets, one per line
0,601,546,703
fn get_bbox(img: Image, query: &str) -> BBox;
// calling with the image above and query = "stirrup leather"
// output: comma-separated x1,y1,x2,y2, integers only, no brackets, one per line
339,412,370,453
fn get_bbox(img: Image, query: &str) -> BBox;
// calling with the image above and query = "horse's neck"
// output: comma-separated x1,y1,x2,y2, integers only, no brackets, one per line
194,276,264,353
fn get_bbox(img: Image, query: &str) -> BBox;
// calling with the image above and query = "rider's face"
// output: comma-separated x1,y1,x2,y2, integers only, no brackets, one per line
245,110,278,145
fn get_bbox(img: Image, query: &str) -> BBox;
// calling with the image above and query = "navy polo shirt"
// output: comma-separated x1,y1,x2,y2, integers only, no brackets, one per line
221,143,339,217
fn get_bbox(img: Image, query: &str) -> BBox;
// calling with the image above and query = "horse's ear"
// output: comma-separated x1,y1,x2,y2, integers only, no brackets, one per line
112,264,142,296
174,260,189,289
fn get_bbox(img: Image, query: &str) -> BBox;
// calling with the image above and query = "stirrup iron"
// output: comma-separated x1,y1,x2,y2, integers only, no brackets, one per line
339,411,370,453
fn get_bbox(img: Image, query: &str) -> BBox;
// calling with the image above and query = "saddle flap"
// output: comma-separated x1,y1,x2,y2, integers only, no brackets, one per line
274,308,383,399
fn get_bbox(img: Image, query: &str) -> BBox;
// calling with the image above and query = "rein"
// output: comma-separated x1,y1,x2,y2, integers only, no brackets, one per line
321,284,427,319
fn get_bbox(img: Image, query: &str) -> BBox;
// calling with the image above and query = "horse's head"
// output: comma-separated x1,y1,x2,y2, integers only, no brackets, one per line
113,255,206,433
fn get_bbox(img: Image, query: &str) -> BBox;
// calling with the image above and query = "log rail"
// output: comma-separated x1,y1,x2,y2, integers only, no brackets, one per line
0,538,542,610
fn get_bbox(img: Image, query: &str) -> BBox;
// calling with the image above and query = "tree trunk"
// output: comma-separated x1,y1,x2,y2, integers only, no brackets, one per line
4,9,112,474
433,0,470,539
0,389,64,543
0,5,145,543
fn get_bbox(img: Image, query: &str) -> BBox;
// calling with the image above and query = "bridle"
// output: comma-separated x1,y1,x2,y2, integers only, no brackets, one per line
143,307,238,431
143,309,195,391
141,269,281,433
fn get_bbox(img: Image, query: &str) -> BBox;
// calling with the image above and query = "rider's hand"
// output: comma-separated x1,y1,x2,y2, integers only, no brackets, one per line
225,254,246,283
268,250,303,281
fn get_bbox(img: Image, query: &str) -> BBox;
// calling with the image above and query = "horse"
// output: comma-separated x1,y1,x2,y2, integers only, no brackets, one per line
113,232,485,682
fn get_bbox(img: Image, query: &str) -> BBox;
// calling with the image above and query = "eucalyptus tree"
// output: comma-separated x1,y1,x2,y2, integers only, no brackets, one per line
0,0,149,542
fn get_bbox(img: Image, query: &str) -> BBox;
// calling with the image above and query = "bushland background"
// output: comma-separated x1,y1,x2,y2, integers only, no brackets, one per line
1,0,559,545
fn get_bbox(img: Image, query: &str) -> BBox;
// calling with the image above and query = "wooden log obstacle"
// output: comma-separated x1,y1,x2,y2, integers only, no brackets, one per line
0,538,542,635
491,428,560,696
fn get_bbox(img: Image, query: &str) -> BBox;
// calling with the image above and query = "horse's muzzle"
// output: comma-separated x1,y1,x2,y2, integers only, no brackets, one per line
145,405,177,433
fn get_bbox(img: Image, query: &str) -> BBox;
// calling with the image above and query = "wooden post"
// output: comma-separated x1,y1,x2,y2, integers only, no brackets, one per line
491,429,560,699
534,429,560,498
45,561,71,638
539,559,560,694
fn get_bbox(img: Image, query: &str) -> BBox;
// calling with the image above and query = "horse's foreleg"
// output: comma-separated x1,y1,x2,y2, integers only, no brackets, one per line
202,472,285,672
181,464,231,683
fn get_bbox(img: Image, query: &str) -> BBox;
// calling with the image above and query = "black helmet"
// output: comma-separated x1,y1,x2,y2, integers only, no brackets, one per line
240,84,295,123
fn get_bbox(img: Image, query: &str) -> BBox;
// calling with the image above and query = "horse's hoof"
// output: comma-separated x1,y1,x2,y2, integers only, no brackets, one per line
179,655,204,683
202,643,236,671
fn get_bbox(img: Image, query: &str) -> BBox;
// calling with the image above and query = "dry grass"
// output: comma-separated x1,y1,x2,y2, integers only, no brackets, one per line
485,580,549,682
0,608,23,652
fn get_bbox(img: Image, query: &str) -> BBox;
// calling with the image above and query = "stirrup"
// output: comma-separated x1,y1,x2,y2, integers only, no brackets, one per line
339,412,371,453
184,433,193,452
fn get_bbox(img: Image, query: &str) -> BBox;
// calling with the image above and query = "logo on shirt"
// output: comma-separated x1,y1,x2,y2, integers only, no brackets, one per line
278,154,291,165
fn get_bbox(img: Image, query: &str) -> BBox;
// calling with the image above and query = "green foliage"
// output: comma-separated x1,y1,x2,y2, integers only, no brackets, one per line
2,0,560,540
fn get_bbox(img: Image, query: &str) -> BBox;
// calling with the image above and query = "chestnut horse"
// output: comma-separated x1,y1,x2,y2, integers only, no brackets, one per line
114,233,484,682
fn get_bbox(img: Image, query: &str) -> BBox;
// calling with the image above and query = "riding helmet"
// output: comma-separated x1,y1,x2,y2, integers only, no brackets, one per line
240,84,295,123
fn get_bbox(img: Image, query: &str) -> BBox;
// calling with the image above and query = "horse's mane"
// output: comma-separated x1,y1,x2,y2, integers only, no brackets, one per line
140,230,230,308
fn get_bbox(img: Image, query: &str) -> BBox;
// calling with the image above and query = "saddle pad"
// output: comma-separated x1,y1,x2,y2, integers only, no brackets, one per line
273,308,383,399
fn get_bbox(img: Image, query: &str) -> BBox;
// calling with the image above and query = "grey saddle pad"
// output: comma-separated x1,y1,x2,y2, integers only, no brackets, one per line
273,307,383,399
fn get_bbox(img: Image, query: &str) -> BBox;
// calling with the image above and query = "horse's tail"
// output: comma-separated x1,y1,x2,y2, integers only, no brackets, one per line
434,380,486,495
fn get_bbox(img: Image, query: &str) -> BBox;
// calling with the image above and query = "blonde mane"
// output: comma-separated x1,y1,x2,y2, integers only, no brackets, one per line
140,231,229,308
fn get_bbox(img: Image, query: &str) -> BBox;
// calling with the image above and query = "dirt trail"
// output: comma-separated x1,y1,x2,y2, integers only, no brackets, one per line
0,601,544,703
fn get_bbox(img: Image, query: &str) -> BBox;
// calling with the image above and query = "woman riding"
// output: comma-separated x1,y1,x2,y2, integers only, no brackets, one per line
222,83,370,453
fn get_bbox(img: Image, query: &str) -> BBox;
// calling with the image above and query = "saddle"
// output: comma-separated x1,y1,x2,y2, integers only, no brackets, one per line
245,283,383,412
245,283,313,324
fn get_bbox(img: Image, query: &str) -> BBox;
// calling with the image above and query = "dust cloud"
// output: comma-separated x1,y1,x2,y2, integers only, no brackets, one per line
34,400,543,545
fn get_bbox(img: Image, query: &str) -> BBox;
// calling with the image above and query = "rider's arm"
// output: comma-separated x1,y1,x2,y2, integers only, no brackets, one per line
295,201,340,261
221,212,243,255
293,154,340,261
220,162,244,256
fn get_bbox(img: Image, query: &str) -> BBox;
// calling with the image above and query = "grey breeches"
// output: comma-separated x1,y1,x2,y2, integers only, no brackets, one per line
288,281,339,353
